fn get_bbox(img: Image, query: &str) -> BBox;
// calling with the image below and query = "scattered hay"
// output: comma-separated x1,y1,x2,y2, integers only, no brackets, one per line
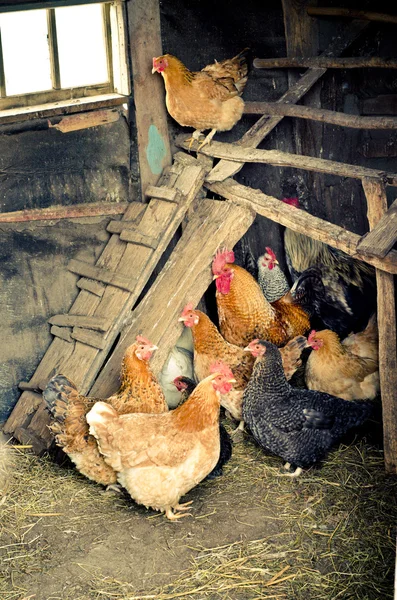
0,430,396,600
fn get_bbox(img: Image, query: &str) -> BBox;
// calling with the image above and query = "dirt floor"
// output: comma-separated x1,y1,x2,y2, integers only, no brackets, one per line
1,418,396,600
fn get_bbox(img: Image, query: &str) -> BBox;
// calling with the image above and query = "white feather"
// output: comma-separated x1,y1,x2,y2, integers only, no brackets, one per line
158,329,195,408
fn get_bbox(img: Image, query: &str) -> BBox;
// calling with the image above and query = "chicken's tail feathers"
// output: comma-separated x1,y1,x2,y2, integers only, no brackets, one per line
280,335,308,381
363,313,378,340
347,399,374,428
43,374,77,425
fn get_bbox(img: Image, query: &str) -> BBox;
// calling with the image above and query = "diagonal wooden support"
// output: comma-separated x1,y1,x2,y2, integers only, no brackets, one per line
357,199,397,259
90,198,255,399
207,19,369,183
362,177,397,474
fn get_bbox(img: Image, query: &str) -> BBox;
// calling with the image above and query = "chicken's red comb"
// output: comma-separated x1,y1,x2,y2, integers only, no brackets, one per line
136,334,152,345
181,302,194,317
307,330,317,345
212,247,235,274
265,247,277,261
281,197,300,208
209,360,234,379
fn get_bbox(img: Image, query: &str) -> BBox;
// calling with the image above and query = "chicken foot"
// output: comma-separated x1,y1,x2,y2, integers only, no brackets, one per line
197,128,216,150
277,466,303,478
186,129,204,151
165,501,193,521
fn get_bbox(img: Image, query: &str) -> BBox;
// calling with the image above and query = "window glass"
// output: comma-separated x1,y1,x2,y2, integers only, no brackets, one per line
0,9,52,95
55,4,108,89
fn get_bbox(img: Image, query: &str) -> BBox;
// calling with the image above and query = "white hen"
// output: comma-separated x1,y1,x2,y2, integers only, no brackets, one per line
159,327,195,408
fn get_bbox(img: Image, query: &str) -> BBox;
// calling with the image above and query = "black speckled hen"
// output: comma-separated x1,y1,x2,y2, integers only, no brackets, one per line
242,340,372,476
174,376,232,479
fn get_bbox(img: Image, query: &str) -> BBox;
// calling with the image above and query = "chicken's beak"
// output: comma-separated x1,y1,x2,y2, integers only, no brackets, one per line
228,378,237,383
150,344,158,351
151,67,157,74
275,259,279,265
213,274,219,280
243,345,251,352
178,317,186,322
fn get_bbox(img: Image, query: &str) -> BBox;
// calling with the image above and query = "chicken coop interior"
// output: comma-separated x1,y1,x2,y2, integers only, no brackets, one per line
1,0,397,598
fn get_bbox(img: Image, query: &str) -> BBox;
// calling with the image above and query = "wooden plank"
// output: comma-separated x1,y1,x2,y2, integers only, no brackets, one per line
208,19,369,183
144,185,179,202
27,402,54,446
48,314,111,332
362,177,397,474
307,7,397,25
363,95,397,116
206,178,397,274
50,325,73,342
90,198,255,398
3,391,42,434
13,426,50,456
254,57,397,69
67,258,138,292
0,201,129,223
177,137,397,186
76,279,106,297
119,229,159,248
48,109,120,133
243,102,397,129
357,199,397,258
128,0,172,197
70,328,106,350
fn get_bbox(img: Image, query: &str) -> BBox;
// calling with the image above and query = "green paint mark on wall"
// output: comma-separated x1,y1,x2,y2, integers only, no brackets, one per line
146,124,167,175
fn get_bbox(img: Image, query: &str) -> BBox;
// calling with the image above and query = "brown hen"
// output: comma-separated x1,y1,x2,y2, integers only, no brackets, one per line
212,248,310,348
43,336,168,487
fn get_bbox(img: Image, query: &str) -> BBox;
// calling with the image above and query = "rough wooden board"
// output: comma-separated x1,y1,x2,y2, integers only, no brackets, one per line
254,57,397,69
90,198,255,399
128,0,172,196
144,185,179,202
177,137,397,186
0,201,129,223
363,95,397,116
50,326,73,343
118,230,159,248
70,329,106,350
76,279,106,297
3,392,42,434
13,426,51,456
357,199,397,258
48,314,111,332
244,101,397,129
206,178,397,274
207,19,369,183
362,177,397,474
307,6,397,24
68,258,138,293
27,403,53,446
48,109,120,133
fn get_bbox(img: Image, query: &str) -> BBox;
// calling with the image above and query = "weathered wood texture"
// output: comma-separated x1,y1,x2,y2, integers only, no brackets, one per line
48,109,120,133
363,95,397,116
244,102,397,129
254,57,397,69
128,0,172,197
307,7,397,24
90,199,255,399
4,157,206,446
177,136,397,186
0,202,129,223
206,178,397,274
362,177,397,474
358,199,397,258
208,19,368,183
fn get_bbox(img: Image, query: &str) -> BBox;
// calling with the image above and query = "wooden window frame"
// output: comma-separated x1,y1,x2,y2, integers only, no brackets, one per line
0,0,129,123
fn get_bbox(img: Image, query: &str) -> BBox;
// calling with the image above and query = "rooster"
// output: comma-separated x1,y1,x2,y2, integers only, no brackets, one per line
173,375,232,479
305,315,379,400
282,197,376,335
212,248,310,348
242,340,372,477
179,303,307,434
43,336,167,487
257,246,290,303
86,364,236,521
152,49,249,149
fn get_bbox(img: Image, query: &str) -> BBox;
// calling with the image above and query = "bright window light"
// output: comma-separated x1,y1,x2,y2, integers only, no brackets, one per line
0,9,52,95
55,4,109,88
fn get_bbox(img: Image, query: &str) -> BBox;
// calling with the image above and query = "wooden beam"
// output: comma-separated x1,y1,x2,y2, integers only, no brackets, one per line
362,177,397,474
128,0,172,197
89,199,255,398
0,202,129,223
205,178,397,274
307,7,397,25
48,314,111,332
357,199,397,258
48,109,120,133
176,137,397,186
244,101,397,129
144,185,179,202
208,19,369,183
67,258,138,293
254,57,397,69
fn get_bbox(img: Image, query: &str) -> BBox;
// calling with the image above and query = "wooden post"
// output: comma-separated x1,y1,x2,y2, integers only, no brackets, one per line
362,177,397,474
128,0,172,198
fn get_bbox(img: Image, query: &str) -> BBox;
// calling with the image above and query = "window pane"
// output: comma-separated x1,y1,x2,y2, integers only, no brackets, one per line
0,10,52,96
55,4,108,89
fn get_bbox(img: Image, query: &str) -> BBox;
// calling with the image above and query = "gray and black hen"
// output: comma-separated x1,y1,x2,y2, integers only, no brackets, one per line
242,341,372,476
